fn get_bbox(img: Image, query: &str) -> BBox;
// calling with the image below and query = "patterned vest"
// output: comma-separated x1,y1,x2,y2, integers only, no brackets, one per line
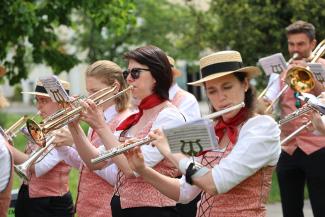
197,124,274,217
279,79,325,155
25,141,71,198
171,89,187,107
115,103,179,209
76,111,127,217
0,143,13,217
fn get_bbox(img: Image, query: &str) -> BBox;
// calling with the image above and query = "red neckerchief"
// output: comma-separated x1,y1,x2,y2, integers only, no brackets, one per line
116,94,165,131
214,107,248,144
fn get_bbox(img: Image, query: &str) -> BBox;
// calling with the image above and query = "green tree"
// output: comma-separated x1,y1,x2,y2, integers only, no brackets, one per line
0,0,136,84
206,0,325,88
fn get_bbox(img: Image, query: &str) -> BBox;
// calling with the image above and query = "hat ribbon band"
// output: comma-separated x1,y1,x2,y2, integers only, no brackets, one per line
201,61,243,78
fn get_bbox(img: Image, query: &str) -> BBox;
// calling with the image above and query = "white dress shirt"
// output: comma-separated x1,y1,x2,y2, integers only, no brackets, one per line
169,83,201,121
0,135,11,192
56,105,122,183
178,115,281,203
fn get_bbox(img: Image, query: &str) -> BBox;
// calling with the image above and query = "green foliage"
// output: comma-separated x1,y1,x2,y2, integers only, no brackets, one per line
0,0,136,84
207,0,325,89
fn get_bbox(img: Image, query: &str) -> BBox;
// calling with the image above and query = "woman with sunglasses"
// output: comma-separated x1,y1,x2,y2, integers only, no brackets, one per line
125,51,281,217
67,45,186,217
53,60,131,217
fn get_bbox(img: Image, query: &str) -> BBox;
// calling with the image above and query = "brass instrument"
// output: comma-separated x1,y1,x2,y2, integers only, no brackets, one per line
280,95,325,145
285,39,325,93
258,53,299,100
263,53,299,113
14,136,56,181
91,102,245,164
26,85,133,146
0,115,29,145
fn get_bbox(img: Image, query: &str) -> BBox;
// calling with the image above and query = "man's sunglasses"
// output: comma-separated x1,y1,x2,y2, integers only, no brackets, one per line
123,68,150,80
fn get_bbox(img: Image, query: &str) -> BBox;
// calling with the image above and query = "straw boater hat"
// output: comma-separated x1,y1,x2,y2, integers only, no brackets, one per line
167,56,182,78
21,80,70,97
188,50,260,86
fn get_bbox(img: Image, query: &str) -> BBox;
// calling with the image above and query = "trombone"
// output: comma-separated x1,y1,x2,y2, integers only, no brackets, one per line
14,136,56,181
265,40,325,113
91,102,245,164
26,85,133,146
279,95,325,145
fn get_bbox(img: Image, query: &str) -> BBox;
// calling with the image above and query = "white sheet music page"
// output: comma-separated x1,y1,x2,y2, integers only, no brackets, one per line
40,75,70,103
162,119,219,156
308,63,325,85
258,53,287,76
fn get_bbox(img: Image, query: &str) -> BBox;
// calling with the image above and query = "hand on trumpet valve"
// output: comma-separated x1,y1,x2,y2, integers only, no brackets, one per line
78,99,106,130
256,97,273,115
53,128,73,147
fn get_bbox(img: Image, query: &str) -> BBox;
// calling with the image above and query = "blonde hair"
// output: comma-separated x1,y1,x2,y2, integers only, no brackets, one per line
85,60,129,112
0,94,9,108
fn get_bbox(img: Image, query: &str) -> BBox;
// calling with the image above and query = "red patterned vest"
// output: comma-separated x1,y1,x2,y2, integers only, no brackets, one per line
76,111,128,217
0,142,13,217
25,142,71,198
115,103,179,209
197,125,274,217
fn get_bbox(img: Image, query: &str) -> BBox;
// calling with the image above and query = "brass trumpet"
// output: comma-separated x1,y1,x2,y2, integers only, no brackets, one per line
26,85,133,146
91,102,245,164
14,136,56,181
0,115,29,145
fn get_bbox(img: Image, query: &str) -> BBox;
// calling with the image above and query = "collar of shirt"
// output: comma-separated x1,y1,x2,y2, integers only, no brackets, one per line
103,104,118,123
169,83,180,100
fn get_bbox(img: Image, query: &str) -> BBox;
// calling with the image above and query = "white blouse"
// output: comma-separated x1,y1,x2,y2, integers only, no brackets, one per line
0,135,11,192
178,115,281,203
56,105,121,182
169,83,201,121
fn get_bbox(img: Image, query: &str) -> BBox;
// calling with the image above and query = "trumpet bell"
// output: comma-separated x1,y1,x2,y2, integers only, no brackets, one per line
26,119,46,146
286,66,315,93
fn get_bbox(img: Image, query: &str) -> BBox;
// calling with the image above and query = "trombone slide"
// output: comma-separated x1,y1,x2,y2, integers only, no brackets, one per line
280,121,311,146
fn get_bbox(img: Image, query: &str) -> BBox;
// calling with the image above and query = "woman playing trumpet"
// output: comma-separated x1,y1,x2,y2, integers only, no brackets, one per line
55,60,131,217
67,45,185,217
126,51,281,217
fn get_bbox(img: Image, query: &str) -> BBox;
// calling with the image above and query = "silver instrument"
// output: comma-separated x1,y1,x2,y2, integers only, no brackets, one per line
91,102,245,164
14,136,56,181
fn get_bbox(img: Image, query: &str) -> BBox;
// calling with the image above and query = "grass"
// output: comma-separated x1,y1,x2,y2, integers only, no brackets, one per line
2,111,287,216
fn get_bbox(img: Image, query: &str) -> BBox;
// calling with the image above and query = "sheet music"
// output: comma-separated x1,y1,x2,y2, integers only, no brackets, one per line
308,63,325,84
40,75,70,103
163,119,219,156
258,53,287,76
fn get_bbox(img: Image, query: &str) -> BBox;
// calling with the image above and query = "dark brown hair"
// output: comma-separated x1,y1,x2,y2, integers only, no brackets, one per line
124,45,172,100
286,20,315,41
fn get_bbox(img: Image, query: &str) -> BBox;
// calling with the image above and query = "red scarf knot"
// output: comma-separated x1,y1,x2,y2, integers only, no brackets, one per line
116,94,165,131
214,107,248,144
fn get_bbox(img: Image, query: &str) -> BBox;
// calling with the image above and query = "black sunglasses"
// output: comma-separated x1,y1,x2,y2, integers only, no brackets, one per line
123,68,150,80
